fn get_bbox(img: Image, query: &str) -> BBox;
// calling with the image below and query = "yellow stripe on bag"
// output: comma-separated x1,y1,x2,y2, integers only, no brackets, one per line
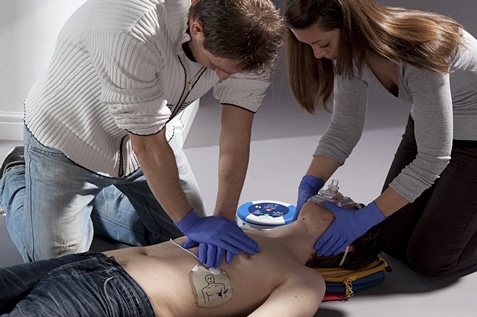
314,257,390,299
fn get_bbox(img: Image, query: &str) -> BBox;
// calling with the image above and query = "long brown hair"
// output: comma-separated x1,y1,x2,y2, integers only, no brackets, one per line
284,0,464,113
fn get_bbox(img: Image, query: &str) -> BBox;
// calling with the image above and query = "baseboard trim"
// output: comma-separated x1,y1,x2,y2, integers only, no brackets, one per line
0,112,23,141
0,101,199,144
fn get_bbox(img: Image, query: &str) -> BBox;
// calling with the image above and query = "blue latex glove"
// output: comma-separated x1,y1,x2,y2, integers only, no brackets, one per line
296,175,325,213
182,240,235,268
314,201,386,256
175,210,259,268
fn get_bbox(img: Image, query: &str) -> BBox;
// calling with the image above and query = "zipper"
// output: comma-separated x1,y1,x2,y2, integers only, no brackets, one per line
170,56,207,119
118,56,206,176
118,135,126,177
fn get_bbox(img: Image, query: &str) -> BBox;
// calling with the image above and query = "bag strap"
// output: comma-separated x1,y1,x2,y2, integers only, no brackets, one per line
315,257,391,300
315,257,390,282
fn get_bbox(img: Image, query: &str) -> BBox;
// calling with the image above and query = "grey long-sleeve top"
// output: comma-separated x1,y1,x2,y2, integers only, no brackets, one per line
315,30,477,202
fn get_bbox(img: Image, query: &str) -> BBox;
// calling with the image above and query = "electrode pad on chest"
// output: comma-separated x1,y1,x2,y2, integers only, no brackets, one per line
189,264,232,307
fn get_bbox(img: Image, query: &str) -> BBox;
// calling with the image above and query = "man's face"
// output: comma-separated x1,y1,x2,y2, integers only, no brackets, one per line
187,19,243,80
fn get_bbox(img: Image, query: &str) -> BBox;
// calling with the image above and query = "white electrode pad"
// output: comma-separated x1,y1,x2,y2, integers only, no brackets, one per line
189,264,232,307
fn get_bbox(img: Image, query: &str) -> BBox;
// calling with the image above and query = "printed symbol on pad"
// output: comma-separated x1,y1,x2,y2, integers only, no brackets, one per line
202,274,229,302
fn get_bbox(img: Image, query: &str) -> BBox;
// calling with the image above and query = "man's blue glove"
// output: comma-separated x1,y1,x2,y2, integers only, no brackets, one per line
314,201,386,256
182,243,234,268
175,210,259,268
296,175,325,213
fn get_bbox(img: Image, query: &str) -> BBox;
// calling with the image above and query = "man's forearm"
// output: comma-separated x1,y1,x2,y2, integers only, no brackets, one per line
214,105,254,219
129,131,192,222
214,150,249,219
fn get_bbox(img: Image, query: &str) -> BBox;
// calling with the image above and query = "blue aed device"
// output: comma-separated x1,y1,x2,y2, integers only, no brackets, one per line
237,200,296,230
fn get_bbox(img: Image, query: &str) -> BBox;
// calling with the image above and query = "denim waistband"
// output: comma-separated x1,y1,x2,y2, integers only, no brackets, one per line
92,252,157,317
54,251,157,317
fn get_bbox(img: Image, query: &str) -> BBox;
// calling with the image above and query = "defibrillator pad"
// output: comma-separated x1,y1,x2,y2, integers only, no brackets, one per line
189,264,232,307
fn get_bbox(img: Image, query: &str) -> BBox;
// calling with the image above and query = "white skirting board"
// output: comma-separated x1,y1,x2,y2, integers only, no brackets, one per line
0,112,23,141
171,99,200,146
0,100,199,147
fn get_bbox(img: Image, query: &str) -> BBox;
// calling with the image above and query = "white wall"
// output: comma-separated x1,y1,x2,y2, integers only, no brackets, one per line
0,0,199,144
0,0,87,140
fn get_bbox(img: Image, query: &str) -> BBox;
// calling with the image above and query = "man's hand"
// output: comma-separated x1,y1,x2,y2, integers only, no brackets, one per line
296,175,325,213
314,201,385,256
175,210,259,267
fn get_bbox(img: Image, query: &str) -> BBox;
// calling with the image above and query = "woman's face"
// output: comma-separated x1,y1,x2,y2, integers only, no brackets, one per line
290,26,341,60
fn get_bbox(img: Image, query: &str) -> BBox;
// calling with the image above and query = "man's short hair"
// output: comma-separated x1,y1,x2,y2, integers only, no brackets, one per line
188,0,285,73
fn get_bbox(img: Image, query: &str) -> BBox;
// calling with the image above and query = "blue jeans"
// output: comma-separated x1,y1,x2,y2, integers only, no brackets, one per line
0,252,156,316
0,126,204,261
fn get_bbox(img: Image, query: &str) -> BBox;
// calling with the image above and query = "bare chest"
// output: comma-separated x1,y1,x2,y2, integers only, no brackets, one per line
114,246,287,317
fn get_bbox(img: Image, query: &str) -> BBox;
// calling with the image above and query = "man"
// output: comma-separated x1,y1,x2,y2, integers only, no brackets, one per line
0,201,383,316
0,0,284,267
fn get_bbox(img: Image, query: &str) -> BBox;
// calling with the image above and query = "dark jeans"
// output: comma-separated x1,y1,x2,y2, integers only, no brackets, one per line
0,252,155,316
382,116,477,276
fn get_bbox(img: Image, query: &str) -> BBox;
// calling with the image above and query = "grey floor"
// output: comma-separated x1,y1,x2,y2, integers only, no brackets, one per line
2,0,477,314
1,64,477,316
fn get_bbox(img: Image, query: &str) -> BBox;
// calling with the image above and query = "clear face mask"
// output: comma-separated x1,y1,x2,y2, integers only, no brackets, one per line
308,179,359,209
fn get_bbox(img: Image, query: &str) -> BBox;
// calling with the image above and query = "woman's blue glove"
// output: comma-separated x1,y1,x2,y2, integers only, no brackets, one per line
296,175,325,213
175,210,259,268
314,201,386,256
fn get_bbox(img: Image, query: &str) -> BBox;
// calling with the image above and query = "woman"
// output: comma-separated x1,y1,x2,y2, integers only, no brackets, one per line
285,0,477,276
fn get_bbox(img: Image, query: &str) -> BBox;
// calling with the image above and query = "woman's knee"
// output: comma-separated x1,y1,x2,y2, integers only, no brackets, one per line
406,245,459,277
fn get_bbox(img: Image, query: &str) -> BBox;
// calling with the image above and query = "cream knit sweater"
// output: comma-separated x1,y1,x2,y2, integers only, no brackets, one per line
24,0,270,177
